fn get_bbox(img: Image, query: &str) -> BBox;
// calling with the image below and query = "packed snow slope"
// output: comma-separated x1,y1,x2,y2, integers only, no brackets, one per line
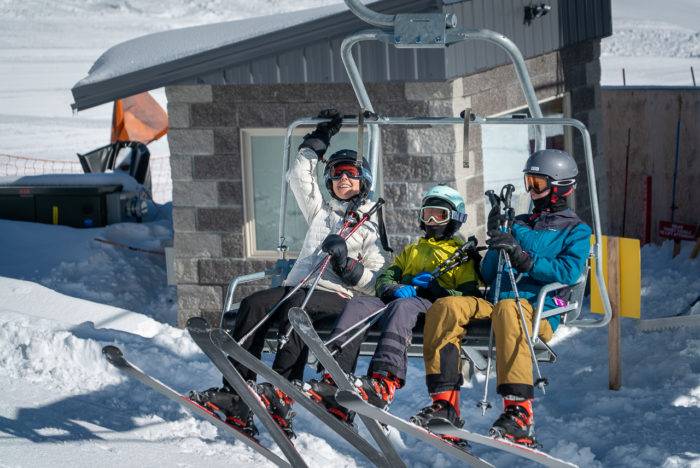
1,209,699,467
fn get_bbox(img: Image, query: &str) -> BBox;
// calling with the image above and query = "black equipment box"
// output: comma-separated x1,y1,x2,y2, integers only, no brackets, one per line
0,185,123,228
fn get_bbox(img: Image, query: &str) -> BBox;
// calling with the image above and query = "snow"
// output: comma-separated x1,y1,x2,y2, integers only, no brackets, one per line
600,0,700,86
1,1,699,466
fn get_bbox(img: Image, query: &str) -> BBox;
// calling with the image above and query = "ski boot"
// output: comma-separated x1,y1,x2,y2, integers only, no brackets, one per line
189,387,257,437
255,382,296,439
305,374,356,425
410,395,469,449
353,372,401,410
490,397,539,448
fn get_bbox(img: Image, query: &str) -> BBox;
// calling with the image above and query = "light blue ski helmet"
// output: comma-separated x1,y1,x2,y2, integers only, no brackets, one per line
421,185,468,223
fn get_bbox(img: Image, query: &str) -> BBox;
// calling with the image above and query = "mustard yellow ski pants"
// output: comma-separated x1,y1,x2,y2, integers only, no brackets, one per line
423,297,553,398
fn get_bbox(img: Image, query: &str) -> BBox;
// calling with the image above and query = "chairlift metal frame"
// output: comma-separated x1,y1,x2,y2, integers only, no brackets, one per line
222,0,612,352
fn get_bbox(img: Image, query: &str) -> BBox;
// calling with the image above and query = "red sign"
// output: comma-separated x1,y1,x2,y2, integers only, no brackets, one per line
658,221,698,241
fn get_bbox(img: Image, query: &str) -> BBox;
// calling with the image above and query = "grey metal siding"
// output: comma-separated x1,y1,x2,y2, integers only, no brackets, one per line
72,0,611,109
444,0,610,80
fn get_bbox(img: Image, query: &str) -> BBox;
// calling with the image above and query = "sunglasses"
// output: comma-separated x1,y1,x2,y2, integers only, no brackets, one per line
330,163,362,180
419,206,451,225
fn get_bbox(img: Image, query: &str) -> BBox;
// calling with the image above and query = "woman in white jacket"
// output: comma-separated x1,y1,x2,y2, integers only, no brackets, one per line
191,110,388,437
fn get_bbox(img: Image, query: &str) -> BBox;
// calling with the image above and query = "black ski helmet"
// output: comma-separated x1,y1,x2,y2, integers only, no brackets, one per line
323,149,373,201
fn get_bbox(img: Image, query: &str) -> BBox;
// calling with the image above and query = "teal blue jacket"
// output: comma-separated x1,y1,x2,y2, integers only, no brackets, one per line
481,209,591,331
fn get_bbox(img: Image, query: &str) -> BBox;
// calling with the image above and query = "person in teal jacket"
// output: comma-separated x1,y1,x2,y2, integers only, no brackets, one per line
415,149,591,448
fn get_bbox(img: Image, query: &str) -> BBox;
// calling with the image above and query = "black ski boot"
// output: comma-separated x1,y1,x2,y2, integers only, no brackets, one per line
353,372,400,410
189,387,257,437
305,374,356,425
410,400,469,449
490,398,538,448
255,382,296,439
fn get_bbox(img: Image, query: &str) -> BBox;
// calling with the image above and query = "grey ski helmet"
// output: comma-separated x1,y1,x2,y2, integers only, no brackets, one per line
323,149,373,201
523,149,578,181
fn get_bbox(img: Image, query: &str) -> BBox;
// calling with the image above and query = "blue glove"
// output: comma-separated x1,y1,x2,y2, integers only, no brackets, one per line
411,272,433,288
393,285,417,299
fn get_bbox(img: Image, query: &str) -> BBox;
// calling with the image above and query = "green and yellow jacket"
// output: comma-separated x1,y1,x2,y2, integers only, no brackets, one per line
375,236,481,302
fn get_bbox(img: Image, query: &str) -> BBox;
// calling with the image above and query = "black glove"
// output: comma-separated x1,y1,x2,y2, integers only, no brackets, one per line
321,234,364,286
486,230,533,273
487,205,504,232
417,279,451,301
299,109,343,159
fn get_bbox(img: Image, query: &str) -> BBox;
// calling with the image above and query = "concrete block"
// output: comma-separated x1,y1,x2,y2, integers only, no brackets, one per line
237,103,287,127
395,126,459,156
303,83,358,103
174,232,222,258
385,208,420,235
197,207,244,231
405,81,455,101
177,284,222,311
169,129,214,156
173,180,219,207
190,102,238,127
167,103,190,128
170,154,193,181
172,207,196,231
218,181,243,206
174,258,199,283
570,86,596,113
366,82,407,102
222,231,245,258
431,154,457,182
198,258,270,285
383,154,432,181
193,155,240,180
471,87,508,117
215,84,306,103
166,85,213,104
213,127,241,155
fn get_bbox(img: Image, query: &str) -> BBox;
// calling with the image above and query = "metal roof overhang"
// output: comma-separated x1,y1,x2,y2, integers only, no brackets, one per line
71,0,435,111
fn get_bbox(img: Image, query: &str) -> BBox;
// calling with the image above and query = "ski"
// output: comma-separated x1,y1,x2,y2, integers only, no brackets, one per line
186,317,308,468
288,307,407,468
209,328,391,468
101,345,289,468
336,391,494,468
427,419,578,468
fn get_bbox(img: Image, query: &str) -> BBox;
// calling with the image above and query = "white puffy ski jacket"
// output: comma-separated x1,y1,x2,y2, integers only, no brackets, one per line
283,148,388,297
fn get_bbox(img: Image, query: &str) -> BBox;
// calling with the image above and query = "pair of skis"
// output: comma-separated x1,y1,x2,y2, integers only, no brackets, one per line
287,307,578,468
103,317,397,467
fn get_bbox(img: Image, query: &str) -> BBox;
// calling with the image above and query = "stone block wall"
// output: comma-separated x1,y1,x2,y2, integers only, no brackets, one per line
167,39,604,327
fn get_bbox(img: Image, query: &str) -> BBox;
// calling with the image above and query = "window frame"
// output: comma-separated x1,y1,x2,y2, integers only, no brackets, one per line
240,127,377,259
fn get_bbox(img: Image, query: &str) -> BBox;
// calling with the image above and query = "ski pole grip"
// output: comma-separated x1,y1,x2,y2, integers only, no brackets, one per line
365,197,386,217
502,183,515,210
485,190,499,210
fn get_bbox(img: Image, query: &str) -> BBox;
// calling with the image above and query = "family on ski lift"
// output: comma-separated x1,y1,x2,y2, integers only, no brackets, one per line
190,108,592,448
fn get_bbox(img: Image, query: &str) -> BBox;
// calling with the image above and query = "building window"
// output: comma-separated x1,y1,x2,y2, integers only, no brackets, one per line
481,95,571,215
241,128,374,258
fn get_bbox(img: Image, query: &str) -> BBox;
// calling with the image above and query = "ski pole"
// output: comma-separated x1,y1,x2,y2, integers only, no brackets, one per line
238,202,373,346
329,306,388,356
325,306,388,347
497,184,548,393
477,189,503,414
277,199,386,347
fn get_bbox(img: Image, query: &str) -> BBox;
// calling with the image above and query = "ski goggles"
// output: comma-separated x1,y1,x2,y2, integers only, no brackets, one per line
419,206,452,225
524,173,577,194
523,174,550,194
329,163,362,180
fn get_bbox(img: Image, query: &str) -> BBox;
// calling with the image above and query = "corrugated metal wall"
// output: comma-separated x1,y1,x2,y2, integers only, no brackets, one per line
207,0,611,86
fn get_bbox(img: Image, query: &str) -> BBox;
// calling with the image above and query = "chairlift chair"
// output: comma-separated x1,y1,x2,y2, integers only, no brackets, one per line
220,0,612,388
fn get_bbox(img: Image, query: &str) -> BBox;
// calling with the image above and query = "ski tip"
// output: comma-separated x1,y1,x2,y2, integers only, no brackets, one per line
186,316,209,332
288,307,311,326
102,345,124,364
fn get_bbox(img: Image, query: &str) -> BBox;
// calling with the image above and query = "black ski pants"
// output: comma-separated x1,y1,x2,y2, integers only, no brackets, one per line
224,286,347,386
330,296,432,384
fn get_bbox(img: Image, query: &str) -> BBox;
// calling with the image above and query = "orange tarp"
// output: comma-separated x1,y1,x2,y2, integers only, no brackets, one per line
111,92,168,144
